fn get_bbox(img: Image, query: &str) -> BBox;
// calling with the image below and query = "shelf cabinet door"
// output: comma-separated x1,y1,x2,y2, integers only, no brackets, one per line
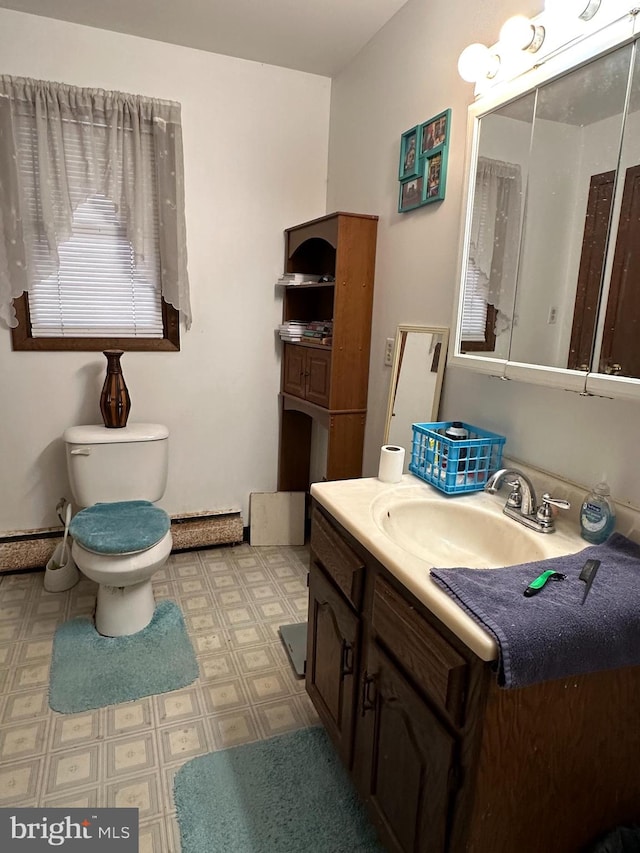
356,642,457,853
306,563,360,768
305,347,331,406
282,344,331,407
282,345,306,398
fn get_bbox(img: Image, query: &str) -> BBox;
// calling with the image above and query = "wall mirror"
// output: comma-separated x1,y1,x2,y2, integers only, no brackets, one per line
384,325,449,468
452,15,640,400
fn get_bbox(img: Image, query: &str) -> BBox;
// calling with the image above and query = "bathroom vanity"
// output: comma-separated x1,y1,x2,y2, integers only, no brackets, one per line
306,477,640,853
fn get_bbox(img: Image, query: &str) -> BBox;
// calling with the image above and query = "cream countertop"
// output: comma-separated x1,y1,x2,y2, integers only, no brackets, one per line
310,474,587,662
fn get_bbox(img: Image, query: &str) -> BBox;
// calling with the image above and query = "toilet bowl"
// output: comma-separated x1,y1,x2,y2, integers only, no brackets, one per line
63,424,172,637
69,499,172,636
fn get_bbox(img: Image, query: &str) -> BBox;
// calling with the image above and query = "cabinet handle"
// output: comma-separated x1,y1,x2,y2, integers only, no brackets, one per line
341,642,354,678
361,672,377,716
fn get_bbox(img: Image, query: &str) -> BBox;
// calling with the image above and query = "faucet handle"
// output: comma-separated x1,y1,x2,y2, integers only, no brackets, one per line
536,493,570,528
541,493,570,511
506,480,523,509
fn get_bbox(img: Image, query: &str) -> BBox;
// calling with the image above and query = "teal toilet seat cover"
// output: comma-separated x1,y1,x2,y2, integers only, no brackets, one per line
70,501,171,555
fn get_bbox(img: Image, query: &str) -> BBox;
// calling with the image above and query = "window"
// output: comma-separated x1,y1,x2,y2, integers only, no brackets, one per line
0,76,191,350
460,258,498,351
26,195,164,339
461,157,521,353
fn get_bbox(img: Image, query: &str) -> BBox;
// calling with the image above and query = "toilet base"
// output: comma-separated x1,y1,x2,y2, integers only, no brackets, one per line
95,579,156,637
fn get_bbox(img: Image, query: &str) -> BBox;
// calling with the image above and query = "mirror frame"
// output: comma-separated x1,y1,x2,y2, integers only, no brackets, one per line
383,324,449,445
450,9,640,400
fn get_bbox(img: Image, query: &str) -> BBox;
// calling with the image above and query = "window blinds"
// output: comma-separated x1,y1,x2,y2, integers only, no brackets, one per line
461,260,490,342
16,110,163,338
462,167,492,343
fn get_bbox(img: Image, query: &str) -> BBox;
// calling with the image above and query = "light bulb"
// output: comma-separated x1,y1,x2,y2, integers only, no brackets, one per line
500,15,545,53
500,16,535,49
545,0,601,21
457,43,500,83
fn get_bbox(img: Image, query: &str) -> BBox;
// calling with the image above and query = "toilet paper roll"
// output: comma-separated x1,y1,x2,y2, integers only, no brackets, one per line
377,445,405,483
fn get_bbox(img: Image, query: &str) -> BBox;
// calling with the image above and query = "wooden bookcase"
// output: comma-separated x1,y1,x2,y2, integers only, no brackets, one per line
277,212,378,491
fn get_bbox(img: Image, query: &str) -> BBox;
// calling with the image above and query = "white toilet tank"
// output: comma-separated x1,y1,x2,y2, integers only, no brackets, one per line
64,423,169,507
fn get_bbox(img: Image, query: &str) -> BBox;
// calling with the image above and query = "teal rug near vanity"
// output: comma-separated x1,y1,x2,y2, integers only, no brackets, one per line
49,600,198,713
174,727,384,853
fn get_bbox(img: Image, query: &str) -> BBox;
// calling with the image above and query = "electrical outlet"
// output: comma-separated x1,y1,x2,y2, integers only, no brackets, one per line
384,337,395,366
547,306,558,325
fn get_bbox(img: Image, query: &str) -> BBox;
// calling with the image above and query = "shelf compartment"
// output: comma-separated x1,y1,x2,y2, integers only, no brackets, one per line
283,285,334,324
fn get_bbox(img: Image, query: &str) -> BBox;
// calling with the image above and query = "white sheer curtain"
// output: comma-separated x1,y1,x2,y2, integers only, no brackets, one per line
468,157,522,333
0,75,191,329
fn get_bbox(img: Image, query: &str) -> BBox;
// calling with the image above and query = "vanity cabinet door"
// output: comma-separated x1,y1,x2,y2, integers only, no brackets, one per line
356,641,457,853
306,562,360,768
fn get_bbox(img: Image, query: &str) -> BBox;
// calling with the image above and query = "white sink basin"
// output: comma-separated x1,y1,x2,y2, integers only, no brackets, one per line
371,488,585,569
311,476,589,660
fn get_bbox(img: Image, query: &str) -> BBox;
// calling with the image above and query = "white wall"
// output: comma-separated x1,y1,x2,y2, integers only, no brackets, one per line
5,0,640,536
327,0,640,509
0,9,331,532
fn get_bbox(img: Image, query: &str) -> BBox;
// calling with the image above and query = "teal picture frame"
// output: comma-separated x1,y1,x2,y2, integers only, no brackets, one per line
398,125,419,179
398,108,451,213
398,175,424,213
419,109,450,156
423,148,448,204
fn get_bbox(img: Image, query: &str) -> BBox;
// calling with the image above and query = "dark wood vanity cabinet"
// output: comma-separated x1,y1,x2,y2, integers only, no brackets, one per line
307,501,640,853
355,575,471,851
306,564,360,767
306,506,365,767
307,504,481,853
356,641,457,853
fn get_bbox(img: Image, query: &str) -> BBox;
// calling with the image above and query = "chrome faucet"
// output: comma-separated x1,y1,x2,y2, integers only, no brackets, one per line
484,468,570,534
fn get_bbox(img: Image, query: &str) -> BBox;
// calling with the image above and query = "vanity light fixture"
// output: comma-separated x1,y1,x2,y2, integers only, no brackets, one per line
457,43,501,83
544,0,602,22
499,15,545,53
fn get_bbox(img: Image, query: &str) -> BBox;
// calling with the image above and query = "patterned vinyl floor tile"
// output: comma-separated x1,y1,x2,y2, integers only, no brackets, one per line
0,542,317,852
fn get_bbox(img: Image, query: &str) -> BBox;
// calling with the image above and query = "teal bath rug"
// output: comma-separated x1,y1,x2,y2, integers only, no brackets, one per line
49,600,198,713
174,726,384,853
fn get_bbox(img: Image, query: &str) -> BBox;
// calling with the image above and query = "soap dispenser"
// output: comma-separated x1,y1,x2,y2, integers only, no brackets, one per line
580,481,616,544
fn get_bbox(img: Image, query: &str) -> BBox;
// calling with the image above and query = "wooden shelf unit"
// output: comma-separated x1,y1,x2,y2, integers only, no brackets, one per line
277,212,378,491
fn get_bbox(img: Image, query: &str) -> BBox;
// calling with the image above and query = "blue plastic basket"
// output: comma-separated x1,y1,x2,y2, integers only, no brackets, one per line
409,421,506,495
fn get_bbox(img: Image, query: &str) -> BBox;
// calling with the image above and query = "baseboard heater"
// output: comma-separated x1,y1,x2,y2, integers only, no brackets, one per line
0,510,244,574
170,510,244,551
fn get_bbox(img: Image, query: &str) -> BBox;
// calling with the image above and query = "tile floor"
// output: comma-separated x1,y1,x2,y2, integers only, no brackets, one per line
0,542,319,852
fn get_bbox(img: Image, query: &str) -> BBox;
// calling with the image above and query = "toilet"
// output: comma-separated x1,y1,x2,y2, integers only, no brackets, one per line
63,423,172,637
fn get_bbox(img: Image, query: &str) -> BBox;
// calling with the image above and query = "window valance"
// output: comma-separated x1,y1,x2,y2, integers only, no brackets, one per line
0,75,191,330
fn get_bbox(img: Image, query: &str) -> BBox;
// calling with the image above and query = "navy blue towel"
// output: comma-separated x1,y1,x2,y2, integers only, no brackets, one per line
430,533,640,688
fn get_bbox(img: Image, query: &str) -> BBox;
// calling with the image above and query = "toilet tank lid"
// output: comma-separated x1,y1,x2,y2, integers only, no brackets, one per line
64,424,169,444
